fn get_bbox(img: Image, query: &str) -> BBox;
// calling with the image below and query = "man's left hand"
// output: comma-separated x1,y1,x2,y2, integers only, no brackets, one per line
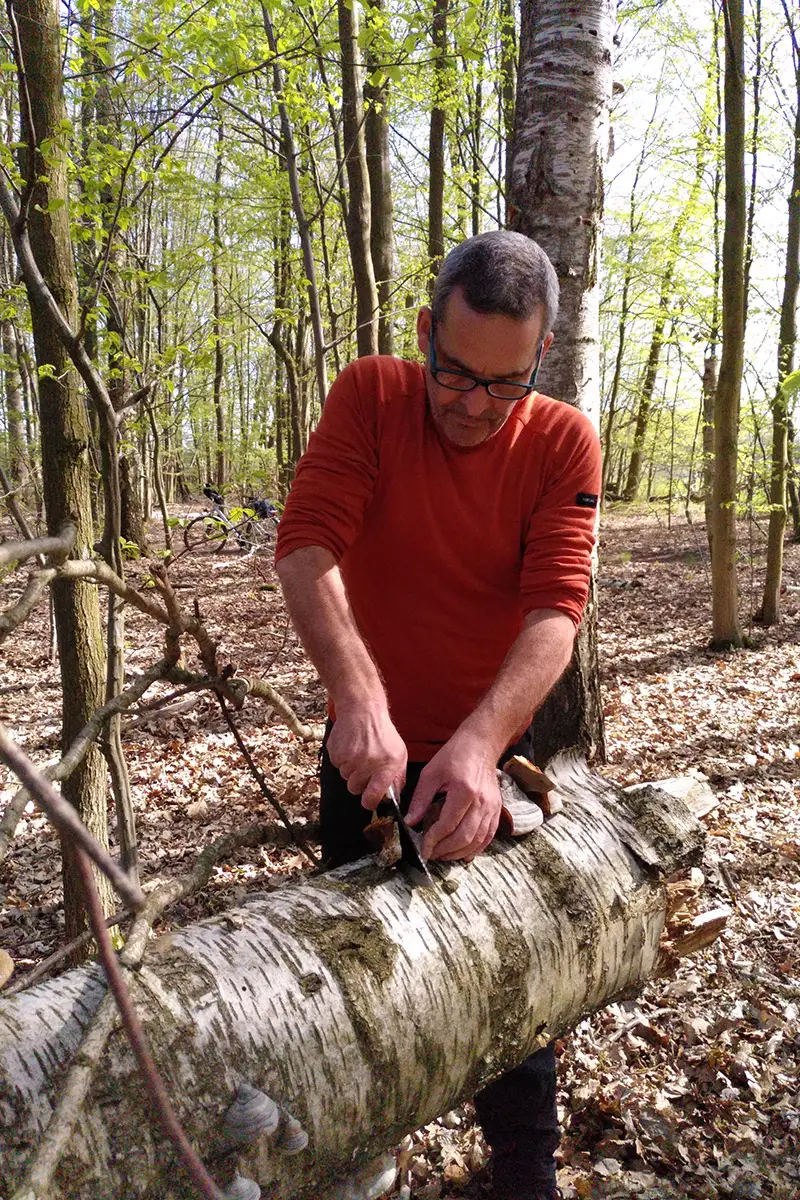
405,730,502,862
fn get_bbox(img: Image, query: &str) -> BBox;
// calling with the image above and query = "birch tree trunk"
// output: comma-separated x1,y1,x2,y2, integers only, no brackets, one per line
711,0,745,647
509,0,614,763
0,760,704,1199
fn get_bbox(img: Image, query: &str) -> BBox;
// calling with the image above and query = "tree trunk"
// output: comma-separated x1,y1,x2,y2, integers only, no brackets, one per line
602,98,656,504
2,316,26,483
498,0,515,213
711,0,746,647
12,0,112,937
212,118,226,489
510,0,614,762
623,62,714,501
427,0,448,294
338,0,379,357
119,453,149,553
760,20,800,625
0,760,704,1199
262,5,328,410
704,3,723,544
364,0,395,355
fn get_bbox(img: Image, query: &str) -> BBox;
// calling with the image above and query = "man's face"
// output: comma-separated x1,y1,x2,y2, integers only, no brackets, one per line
416,287,553,448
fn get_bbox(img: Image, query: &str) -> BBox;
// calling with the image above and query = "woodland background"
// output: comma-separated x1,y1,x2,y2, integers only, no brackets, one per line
0,0,799,1198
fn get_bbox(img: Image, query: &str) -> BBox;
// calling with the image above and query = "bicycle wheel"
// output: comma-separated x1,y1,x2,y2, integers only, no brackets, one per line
235,516,277,553
183,514,229,553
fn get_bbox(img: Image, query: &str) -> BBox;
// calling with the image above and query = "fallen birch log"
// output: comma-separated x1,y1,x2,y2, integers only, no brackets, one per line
0,758,705,1200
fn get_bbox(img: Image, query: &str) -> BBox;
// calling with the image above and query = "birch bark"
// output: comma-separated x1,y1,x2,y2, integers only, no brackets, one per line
0,760,703,1199
509,0,615,763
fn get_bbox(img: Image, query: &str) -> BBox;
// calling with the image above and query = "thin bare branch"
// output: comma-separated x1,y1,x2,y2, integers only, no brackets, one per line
0,520,76,568
237,675,324,742
73,851,225,1199
0,725,144,911
0,567,56,644
215,692,319,866
0,657,174,866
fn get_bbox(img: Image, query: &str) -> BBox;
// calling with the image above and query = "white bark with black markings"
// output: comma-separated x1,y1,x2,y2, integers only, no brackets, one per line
0,759,704,1199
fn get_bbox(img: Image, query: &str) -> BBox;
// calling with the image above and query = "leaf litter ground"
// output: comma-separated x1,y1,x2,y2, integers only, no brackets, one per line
0,505,798,1199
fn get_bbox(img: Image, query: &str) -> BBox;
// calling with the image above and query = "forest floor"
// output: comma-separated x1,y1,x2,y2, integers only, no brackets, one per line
1,504,799,1199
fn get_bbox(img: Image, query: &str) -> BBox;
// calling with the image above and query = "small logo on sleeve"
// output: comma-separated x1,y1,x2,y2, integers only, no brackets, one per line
576,492,599,509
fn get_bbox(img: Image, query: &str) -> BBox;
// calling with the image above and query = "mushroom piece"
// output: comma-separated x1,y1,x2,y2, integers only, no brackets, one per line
223,1083,280,1145
274,1111,309,1156
223,1175,261,1200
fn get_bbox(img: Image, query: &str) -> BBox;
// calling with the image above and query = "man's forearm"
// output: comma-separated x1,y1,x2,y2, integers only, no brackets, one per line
459,609,576,760
275,546,385,710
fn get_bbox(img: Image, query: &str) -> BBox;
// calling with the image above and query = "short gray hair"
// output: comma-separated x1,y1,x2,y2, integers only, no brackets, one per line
431,230,559,333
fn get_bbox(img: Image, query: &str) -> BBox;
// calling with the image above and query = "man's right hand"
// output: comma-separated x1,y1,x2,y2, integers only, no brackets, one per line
326,704,407,810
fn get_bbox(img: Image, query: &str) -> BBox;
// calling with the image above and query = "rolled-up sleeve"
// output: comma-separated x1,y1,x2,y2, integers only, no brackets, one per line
520,409,602,627
275,362,379,564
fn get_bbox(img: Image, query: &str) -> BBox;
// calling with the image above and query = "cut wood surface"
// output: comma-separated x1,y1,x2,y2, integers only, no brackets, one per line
0,758,704,1199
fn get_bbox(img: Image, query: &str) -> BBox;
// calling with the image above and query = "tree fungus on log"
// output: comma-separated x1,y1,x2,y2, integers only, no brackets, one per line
0,759,705,1199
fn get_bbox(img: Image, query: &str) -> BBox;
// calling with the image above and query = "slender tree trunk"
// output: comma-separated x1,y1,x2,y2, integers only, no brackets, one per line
12,0,112,937
364,0,395,355
427,0,448,293
742,0,761,329
498,0,516,214
510,0,615,761
711,0,746,647
0,762,704,1199
212,118,226,489
760,25,800,624
3,316,25,482
262,5,328,409
623,64,714,501
602,102,657,505
704,3,723,542
338,0,379,356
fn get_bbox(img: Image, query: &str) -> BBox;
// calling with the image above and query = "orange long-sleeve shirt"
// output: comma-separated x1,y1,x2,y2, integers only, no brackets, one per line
276,355,601,761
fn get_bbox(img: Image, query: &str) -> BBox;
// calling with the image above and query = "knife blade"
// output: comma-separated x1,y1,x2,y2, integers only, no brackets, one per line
384,785,435,888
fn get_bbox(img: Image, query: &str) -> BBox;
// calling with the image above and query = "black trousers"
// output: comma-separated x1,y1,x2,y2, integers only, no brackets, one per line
319,724,561,1185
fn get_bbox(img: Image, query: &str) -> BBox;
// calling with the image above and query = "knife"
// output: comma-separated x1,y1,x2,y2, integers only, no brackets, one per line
383,784,435,888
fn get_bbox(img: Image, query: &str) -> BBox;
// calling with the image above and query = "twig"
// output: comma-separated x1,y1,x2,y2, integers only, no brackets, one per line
0,657,173,866
215,691,319,866
57,558,171,624
3,910,128,997
0,724,144,911
0,567,57,644
0,520,76,568
4,0,36,228
123,693,201,730
73,850,225,1199
0,461,38,547
236,675,324,742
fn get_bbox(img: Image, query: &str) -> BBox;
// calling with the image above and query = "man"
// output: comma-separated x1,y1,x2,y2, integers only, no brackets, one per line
275,230,602,1200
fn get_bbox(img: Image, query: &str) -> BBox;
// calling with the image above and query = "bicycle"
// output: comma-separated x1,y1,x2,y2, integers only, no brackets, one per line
183,486,280,555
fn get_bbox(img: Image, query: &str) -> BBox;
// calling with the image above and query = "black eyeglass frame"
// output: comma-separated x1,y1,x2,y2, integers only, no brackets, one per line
428,317,545,402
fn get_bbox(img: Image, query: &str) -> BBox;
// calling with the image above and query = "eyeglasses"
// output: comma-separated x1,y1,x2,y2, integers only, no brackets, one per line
428,318,544,402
